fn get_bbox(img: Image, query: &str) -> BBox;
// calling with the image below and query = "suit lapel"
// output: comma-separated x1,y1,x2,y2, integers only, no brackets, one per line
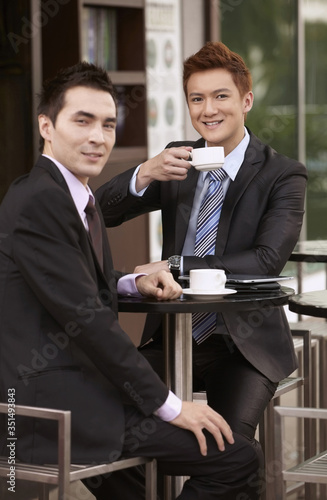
215,132,265,254
36,156,113,284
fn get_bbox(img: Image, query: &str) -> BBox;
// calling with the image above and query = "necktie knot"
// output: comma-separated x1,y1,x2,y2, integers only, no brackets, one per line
208,168,227,183
85,197,97,215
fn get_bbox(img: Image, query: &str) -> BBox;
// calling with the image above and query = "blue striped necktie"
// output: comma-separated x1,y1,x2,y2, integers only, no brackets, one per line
192,168,227,344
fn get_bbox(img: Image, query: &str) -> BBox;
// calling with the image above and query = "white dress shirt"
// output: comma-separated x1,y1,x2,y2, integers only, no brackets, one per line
181,129,250,259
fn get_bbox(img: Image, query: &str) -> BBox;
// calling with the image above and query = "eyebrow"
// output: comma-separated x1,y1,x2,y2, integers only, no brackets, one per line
188,87,231,97
73,110,117,123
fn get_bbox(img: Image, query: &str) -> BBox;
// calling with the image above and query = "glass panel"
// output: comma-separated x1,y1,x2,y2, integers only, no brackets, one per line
220,0,327,291
304,0,327,240
221,0,298,159
221,1,299,277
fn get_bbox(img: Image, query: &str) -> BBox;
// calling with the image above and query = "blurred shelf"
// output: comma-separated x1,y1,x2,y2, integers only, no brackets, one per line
83,0,144,8
109,71,146,85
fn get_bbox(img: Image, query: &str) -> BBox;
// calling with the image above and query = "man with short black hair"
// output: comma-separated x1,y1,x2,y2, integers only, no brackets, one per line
0,61,260,499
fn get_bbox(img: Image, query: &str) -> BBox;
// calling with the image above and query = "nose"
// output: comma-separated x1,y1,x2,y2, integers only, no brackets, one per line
89,123,105,144
203,98,217,116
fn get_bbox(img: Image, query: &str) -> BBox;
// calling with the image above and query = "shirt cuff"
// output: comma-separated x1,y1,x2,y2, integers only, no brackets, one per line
117,273,147,297
153,390,182,422
129,165,148,197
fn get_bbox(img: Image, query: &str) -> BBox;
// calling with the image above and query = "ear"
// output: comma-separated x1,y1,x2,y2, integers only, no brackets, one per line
38,114,53,142
243,91,254,114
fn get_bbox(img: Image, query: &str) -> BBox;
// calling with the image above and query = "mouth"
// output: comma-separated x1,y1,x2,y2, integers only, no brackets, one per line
203,120,222,127
82,152,103,159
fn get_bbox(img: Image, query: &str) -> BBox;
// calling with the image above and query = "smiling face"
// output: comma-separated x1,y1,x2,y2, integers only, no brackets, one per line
39,86,117,186
186,68,253,156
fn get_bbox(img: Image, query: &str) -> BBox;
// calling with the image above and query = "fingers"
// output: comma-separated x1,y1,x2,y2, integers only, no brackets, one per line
193,428,208,456
136,270,182,300
169,146,193,162
137,147,193,187
155,271,182,300
205,406,234,447
164,147,193,174
155,147,192,181
204,413,234,451
192,408,233,454
194,422,230,456
170,401,234,456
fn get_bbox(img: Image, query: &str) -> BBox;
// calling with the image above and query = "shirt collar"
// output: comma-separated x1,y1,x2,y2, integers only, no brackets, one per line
203,127,250,181
42,154,93,217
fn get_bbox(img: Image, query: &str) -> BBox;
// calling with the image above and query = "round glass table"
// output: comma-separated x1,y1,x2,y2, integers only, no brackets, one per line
288,290,327,319
119,286,295,401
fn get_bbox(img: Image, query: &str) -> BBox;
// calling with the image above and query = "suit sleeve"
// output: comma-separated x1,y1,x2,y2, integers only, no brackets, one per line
12,184,168,416
96,139,193,227
97,167,162,227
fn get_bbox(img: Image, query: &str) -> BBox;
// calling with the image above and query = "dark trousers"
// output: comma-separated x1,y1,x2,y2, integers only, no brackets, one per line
84,404,261,499
141,334,278,460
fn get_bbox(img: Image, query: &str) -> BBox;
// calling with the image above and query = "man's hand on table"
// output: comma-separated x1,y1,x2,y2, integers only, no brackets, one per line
135,270,182,300
170,401,234,456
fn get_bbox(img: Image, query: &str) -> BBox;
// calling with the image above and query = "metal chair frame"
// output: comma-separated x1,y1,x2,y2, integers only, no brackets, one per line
261,328,316,500
0,403,157,500
274,406,327,499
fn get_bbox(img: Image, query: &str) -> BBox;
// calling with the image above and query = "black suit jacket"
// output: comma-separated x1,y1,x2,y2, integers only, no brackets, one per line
0,155,168,464
97,130,307,383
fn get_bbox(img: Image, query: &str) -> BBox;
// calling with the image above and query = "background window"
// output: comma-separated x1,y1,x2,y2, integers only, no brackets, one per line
221,0,327,241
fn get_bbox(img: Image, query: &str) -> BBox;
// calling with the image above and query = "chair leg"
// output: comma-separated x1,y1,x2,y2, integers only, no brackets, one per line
145,460,157,500
319,337,327,500
38,483,50,500
259,400,276,500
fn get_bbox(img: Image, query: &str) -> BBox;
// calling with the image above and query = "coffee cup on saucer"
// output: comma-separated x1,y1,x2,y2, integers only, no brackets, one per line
189,269,226,293
189,147,224,172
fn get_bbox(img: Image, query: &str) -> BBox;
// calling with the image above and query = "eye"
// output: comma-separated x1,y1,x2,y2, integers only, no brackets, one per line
190,96,203,103
104,122,116,130
216,93,228,100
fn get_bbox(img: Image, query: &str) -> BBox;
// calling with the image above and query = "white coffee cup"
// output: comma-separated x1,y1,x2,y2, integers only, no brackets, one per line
190,147,224,172
189,269,226,292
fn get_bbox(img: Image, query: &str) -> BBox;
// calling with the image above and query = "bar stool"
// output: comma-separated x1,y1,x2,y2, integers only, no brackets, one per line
260,329,318,500
289,320,327,436
274,406,327,499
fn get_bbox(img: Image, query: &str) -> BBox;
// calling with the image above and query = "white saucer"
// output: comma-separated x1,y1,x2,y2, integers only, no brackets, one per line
193,163,224,172
182,288,237,300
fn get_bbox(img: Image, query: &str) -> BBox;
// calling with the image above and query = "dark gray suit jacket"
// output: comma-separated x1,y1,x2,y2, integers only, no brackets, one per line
97,130,307,383
0,155,168,464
